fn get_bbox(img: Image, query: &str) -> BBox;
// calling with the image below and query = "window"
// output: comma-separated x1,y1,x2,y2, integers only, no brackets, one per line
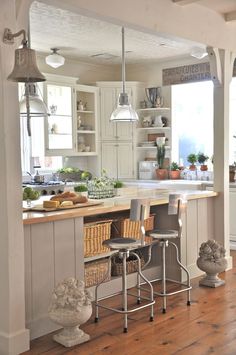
19,84,62,174
230,77,236,164
172,81,214,167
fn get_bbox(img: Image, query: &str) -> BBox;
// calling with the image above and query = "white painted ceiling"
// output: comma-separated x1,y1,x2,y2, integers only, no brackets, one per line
30,1,206,65
30,0,236,65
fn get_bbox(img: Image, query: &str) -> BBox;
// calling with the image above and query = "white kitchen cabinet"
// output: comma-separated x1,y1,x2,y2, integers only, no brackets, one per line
99,86,134,141
44,74,98,157
97,82,143,179
101,142,134,179
44,76,76,156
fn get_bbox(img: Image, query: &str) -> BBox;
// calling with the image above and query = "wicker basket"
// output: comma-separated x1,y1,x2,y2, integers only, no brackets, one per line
84,220,112,257
111,252,145,276
112,215,154,239
85,258,110,287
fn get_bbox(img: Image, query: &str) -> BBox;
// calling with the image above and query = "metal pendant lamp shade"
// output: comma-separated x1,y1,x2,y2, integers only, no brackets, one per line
19,83,49,117
8,43,45,82
46,48,65,68
110,27,138,122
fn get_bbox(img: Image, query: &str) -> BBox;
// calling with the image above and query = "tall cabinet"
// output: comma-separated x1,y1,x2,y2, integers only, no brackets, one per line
97,82,143,179
44,74,99,158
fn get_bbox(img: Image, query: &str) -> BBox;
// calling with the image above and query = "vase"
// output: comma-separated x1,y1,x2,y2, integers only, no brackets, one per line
155,168,168,180
197,257,227,288
169,170,181,180
49,305,92,347
200,165,208,171
189,164,196,171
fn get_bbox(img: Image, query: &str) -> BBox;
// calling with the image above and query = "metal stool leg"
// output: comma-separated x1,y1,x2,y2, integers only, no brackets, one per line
160,241,167,313
94,253,116,323
122,251,128,333
169,241,191,306
137,272,141,304
132,251,154,322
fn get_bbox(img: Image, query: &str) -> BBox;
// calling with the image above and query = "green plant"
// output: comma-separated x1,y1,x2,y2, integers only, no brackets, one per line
113,180,124,188
187,153,197,165
157,145,165,169
74,184,88,192
170,162,179,171
57,167,80,174
197,152,209,165
22,187,40,200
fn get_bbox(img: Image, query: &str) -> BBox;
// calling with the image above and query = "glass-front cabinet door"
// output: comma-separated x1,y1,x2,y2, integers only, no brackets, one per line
44,79,76,156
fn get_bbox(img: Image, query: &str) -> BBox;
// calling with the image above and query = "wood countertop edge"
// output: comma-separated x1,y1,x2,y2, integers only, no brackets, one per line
23,191,218,225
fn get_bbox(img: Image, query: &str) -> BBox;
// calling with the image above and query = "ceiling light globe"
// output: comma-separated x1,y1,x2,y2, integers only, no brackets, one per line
45,49,65,68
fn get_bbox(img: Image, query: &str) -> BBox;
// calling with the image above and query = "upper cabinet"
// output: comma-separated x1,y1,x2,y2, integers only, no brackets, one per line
45,81,75,155
44,74,98,157
97,82,143,141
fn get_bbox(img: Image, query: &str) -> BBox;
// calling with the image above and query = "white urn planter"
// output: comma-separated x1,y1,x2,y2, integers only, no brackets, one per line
197,240,227,288
48,278,92,347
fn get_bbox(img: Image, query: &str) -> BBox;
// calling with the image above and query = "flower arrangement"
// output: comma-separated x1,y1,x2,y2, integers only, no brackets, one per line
198,240,226,262
87,169,115,199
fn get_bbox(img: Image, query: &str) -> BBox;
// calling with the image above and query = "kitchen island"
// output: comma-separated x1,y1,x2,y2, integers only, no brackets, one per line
23,188,217,339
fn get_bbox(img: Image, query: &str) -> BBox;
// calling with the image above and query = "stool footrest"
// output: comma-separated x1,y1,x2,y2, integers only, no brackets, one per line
96,300,155,315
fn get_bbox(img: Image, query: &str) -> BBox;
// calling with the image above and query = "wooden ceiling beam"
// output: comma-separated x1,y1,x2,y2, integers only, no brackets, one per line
225,11,236,22
172,0,201,5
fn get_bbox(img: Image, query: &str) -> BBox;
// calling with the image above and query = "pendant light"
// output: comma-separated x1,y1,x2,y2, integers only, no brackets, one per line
19,83,50,136
110,27,138,122
46,48,65,68
3,28,45,82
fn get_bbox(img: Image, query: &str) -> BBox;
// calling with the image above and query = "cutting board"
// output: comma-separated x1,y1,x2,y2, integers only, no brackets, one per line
27,200,103,212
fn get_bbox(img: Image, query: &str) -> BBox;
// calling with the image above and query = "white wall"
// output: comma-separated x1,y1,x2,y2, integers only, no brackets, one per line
37,54,120,84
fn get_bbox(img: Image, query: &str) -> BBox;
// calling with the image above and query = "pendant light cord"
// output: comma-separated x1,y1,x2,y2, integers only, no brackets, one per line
122,27,126,94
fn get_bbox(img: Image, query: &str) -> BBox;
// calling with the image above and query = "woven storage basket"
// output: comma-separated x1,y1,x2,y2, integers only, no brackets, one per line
111,252,145,276
112,215,154,239
85,258,110,287
84,220,112,257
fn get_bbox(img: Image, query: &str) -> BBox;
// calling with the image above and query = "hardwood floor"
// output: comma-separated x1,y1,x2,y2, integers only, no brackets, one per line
22,251,236,355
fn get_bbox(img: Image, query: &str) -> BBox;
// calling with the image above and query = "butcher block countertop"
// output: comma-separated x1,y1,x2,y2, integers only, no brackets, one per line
23,188,217,225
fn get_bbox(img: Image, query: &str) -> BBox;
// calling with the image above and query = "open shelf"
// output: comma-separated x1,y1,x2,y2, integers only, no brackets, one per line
77,130,96,134
137,107,170,112
137,145,170,150
84,251,115,263
137,127,170,131
77,110,94,114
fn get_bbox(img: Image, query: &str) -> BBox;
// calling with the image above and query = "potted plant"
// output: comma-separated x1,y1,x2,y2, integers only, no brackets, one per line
187,153,197,171
113,180,125,196
197,152,209,171
74,184,88,197
169,162,181,180
155,137,168,180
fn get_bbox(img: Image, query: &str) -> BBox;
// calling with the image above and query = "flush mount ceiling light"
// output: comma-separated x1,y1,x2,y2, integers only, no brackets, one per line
190,47,208,59
45,48,65,68
3,28,45,82
110,27,138,122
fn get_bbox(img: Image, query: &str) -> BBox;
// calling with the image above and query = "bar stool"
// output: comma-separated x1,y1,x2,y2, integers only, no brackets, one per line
94,198,155,333
148,194,191,313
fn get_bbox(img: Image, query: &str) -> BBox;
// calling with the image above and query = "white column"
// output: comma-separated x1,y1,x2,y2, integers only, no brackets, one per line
209,48,235,267
0,1,31,354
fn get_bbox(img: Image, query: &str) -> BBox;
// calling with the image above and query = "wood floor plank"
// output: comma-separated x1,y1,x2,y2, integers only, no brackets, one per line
21,251,236,355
